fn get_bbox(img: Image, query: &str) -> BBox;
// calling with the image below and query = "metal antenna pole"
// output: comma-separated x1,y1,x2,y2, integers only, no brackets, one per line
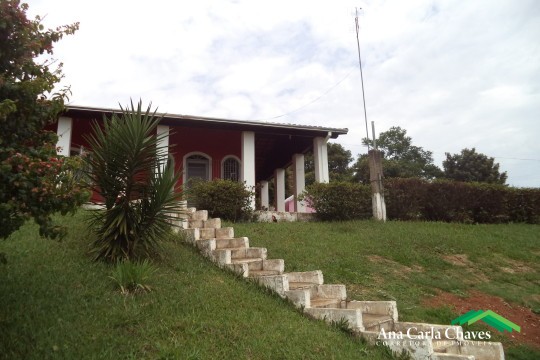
355,7,370,151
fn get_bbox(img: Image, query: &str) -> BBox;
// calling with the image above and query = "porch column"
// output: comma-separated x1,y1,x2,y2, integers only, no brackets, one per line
241,131,256,209
157,125,169,173
274,168,285,212
56,116,73,156
313,136,329,183
260,180,269,210
292,153,306,212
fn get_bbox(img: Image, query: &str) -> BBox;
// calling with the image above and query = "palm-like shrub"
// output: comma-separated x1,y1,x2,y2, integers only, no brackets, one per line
84,101,183,262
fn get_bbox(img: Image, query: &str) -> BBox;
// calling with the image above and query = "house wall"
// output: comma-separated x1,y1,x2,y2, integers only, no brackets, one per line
168,126,242,184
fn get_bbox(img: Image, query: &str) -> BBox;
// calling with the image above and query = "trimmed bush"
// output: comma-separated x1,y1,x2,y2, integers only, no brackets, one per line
384,178,428,221
302,178,540,224
385,178,540,224
186,179,254,222
301,182,371,221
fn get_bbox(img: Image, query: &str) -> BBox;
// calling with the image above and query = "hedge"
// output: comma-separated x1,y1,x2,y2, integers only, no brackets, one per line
303,178,540,223
301,182,372,221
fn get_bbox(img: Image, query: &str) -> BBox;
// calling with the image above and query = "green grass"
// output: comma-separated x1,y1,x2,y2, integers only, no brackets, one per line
233,221,540,313
232,220,540,359
0,212,395,360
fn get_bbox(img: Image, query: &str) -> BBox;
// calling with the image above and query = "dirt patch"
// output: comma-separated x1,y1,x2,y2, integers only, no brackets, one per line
441,254,489,283
442,254,472,267
423,290,540,349
367,255,424,277
498,258,534,274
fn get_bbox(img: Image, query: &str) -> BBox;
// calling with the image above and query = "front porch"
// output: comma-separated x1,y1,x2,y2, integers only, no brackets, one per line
53,105,348,212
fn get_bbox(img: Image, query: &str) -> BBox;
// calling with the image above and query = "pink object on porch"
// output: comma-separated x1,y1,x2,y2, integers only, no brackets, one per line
284,195,316,213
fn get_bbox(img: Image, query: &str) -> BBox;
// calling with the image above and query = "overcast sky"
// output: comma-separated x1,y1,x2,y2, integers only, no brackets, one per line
27,0,540,187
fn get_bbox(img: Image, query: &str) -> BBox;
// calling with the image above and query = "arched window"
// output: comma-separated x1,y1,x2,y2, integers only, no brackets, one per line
222,156,240,182
184,153,212,184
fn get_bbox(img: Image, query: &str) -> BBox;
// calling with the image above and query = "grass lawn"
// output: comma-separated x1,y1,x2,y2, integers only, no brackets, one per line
233,220,540,359
0,212,395,360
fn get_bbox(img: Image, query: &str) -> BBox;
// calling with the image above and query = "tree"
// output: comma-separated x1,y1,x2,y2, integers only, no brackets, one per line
352,126,442,183
304,143,354,185
84,102,184,262
0,1,85,239
443,148,507,185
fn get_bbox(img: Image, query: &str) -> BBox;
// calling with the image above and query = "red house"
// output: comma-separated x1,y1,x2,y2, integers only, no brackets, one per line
52,105,348,212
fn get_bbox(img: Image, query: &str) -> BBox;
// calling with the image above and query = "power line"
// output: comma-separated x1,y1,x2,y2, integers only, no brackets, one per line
252,69,355,122
355,7,371,151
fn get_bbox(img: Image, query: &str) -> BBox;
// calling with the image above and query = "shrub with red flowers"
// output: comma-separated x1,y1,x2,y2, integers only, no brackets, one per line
0,0,84,239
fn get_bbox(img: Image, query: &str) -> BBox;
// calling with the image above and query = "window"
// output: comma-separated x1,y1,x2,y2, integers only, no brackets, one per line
222,157,240,181
185,154,211,183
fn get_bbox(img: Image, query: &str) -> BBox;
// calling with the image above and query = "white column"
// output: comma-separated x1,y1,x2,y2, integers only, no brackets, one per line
56,116,73,156
157,125,170,173
292,154,306,212
274,168,285,212
241,131,256,209
260,180,269,210
313,137,329,183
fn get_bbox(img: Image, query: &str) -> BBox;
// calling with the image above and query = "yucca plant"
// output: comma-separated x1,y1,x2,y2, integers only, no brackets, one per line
83,100,183,262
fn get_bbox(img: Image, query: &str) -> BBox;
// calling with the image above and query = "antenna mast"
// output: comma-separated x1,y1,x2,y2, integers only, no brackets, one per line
355,7,370,150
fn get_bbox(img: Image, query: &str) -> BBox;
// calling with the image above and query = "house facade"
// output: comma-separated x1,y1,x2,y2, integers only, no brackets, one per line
51,105,348,212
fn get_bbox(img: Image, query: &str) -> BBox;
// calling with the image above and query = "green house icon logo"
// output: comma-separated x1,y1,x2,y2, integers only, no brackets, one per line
451,310,521,333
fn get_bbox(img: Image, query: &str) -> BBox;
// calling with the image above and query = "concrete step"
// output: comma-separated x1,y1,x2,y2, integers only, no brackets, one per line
216,227,234,239
252,274,289,297
248,270,283,277
203,218,221,229
199,228,216,240
304,307,364,331
196,227,235,240
431,354,475,360
231,258,285,274
361,313,394,332
308,284,346,303
190,210,208,221
286,270,324,287
310,297,342,308
289,281,316,290
231,247,267,260
215,237,249,249
188,219,204,229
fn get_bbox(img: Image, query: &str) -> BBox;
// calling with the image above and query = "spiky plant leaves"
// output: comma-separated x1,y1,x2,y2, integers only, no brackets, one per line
83,100,183,262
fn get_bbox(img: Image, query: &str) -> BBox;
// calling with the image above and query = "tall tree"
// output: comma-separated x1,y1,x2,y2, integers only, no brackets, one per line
353,126,442,183
0,1,84,239
443,148,507,184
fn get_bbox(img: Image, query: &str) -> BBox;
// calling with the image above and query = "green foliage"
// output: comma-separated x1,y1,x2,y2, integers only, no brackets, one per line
83,101,183,262
354,127,443,182
443,147,507,184
186,178,254,221
110,259,156,295
302,182,371,221
385,178,540,224
0,0,84,239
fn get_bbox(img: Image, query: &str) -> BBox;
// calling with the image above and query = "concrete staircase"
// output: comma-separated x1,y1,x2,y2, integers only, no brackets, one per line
175,209,505,360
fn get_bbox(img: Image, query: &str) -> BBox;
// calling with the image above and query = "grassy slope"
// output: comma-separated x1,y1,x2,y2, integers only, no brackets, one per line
0,213,394,360
233,220,540,360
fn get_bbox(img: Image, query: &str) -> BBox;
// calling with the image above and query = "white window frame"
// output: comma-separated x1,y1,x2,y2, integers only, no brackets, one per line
183,152,212,184
221,155,241,182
